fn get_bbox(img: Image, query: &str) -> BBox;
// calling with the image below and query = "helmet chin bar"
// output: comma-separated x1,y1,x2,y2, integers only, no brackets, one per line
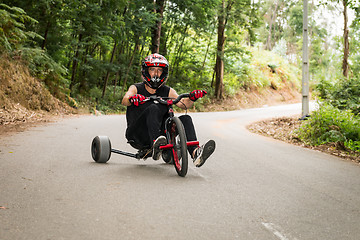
146,78,164,89
151,76,161,82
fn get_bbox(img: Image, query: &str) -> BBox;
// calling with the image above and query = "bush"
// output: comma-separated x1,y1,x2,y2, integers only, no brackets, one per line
0,4,41,53
0,5,69,100
316,77,360,115
89,86,126,114
296,103,360,152
249,49,301,91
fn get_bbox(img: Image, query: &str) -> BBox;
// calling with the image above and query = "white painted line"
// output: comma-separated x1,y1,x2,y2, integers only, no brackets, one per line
261,222,294,240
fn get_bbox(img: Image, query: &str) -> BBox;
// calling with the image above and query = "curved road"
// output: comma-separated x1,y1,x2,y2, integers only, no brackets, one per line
1,103,360,240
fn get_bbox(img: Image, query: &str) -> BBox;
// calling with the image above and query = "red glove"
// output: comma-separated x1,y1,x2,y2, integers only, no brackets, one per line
189,90,207,101
129,94,146,106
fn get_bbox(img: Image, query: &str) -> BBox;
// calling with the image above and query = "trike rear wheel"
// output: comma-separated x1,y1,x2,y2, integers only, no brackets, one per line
168,117,188,177
91,136,111,163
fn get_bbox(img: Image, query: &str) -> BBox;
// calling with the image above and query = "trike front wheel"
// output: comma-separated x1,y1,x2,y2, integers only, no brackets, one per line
168,117,188,177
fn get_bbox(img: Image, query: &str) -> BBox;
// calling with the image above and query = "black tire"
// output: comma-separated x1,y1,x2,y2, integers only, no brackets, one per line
91,136,111,163
162,149,173,164
168,117,188,177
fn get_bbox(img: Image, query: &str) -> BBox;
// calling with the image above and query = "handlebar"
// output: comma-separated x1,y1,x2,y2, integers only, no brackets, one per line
145,93,190,106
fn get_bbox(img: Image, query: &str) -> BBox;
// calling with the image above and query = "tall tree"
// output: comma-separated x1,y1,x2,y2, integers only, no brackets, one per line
215,0,232,99
342,0,350,77
214,0,256,99
323,0,358,78
265,0,279,50
151,0,166,54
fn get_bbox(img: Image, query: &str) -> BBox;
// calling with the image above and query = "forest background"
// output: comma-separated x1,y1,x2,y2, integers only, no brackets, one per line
0,0,360,153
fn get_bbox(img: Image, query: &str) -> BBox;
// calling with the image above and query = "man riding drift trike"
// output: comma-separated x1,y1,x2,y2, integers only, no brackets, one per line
91,53,215,177
122,53,215,167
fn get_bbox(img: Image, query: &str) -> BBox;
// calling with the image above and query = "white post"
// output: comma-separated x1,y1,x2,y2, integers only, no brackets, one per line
302,0,310,118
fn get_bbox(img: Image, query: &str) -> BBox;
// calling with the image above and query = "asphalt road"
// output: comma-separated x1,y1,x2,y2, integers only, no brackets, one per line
1,103,360,240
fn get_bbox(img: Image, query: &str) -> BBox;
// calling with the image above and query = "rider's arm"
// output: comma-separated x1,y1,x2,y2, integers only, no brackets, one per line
121,85,137,106
169,88,194,110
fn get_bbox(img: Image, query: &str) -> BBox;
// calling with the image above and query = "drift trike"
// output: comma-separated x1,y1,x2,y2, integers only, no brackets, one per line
91,94,199,177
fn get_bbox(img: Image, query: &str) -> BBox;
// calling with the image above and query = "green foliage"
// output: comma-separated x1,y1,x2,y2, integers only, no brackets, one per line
166,27,216,94
14,47,69,100
19,48,67,77
89,86,126,114
349,11,360,78
296,103,360,152
0,0,298,113
300,2,360,153
0,3,69,100
0,4,40,52
4,0,346,114
316,77,360,115
249,49,301,90
296,103,360,151
345,139,360,152
223,48,252,92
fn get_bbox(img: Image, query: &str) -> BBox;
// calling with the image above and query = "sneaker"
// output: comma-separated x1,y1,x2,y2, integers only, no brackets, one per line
193,140,216,167
152,136,167,160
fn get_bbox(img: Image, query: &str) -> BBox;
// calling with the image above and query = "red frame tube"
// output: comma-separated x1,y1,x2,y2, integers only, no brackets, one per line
159,141,199,150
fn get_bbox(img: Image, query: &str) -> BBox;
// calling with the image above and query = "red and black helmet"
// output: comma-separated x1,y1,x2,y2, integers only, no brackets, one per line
141,53,169,89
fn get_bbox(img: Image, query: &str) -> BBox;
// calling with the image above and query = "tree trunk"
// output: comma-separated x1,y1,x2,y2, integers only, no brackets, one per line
342,0,349,78
69,33,83,92
163,18,174,53
202,34,212,69
113,71,119,97
215,0,227,99
79,45,90,94
172,24,189,77
41,21,51,50
122,40,140,94
151,0,166,54
265,0,278,51
102,41,117,98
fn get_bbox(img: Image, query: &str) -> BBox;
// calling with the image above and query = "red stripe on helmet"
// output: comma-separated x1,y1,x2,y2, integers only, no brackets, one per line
144,62,167,67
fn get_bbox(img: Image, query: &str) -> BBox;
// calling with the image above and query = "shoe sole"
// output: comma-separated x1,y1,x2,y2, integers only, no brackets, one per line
194,140,216,167
152,137,167,160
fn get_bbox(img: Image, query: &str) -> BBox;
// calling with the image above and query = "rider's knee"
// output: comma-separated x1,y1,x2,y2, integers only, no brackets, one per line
145,103,167,115
179,115,193,124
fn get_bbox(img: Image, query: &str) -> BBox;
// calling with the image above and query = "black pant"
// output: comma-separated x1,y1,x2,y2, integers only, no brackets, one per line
125,104,198,154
